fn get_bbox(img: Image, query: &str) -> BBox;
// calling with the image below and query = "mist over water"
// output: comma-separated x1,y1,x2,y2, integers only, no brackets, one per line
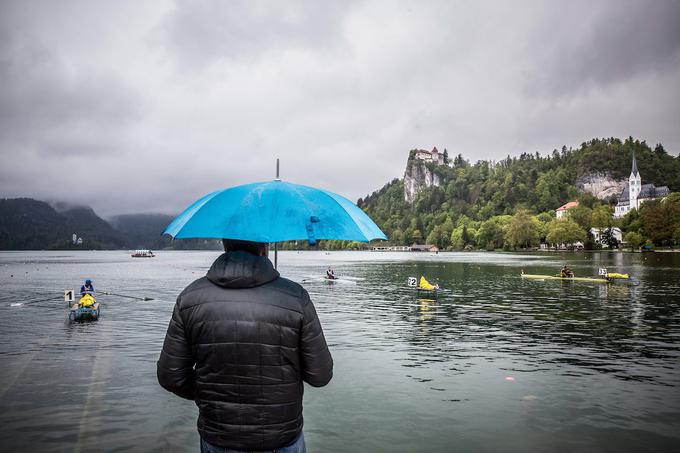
0,251,679,452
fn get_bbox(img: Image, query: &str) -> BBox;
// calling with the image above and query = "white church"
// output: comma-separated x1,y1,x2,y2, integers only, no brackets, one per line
614,153,670,218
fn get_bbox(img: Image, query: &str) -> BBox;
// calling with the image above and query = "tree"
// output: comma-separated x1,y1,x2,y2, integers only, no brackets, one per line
642,199,680,245
390,228,404,245
535,172,560,212
426,225,450,249
546,218,587,247
475,215,512,249
654,143,667,156
568,206,592,230
591,205,613,229
624,231,643,251
450,225,466,250
600,228,619,248
505,210,540,249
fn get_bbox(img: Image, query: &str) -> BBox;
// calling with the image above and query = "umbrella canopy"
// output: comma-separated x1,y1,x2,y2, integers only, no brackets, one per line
163,180,387,244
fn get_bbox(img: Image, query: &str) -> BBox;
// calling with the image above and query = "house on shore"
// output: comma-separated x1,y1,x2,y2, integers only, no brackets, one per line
556,201,579,219
410,244,439,252
589,227,623,247
372,246,411,251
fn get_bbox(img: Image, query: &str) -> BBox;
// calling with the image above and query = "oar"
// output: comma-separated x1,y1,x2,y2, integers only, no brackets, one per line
99,291,154,301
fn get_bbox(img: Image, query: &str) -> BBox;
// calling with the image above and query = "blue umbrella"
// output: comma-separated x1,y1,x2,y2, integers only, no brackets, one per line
163,180,387,245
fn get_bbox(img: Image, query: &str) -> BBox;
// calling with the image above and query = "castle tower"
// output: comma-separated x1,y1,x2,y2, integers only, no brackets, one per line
628,152,641,210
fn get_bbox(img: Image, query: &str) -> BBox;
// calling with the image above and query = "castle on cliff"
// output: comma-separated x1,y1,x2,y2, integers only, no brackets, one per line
614,153,670,218
414,147,446,165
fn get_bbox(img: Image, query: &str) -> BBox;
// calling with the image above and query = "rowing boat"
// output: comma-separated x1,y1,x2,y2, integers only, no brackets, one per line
522,274,608,283
521,273,638,285
69,294,100,321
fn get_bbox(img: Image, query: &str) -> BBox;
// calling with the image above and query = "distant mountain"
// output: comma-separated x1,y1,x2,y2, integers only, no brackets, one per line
0,198,126,249
0,199,223,250
108,213,222,250
109,213,174,249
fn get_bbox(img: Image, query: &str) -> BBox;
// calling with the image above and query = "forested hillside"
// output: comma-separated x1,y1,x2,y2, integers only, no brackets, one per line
0,199,126,249
358,137,680,249
109,213,222,250
0,201,221,250
109,214,175,249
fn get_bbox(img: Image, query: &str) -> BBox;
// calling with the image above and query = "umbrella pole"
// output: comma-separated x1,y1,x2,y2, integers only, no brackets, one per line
274,157,279,269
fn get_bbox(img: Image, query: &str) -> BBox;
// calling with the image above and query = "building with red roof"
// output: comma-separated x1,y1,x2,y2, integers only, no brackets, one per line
556,201,579,219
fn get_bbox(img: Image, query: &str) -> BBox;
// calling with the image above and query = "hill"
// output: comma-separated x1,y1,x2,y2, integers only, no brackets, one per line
358,137,680,248
0,198,126,249
108,213,221,250
0,199,223,250
109,213,175,249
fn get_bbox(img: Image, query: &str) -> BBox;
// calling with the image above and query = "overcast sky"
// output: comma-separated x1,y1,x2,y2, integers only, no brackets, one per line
1,0,679,216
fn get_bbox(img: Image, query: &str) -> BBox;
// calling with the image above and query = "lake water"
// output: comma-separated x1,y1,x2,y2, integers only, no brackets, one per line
0,250,679,452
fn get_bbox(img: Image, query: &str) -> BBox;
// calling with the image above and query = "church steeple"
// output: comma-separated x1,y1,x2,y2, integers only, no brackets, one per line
629,151,642,209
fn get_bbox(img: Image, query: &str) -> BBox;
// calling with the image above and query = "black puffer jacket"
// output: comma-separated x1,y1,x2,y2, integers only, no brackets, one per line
157,251,333,450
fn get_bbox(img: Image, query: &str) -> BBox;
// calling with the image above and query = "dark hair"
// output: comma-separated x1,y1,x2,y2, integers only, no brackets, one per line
222,239,268,256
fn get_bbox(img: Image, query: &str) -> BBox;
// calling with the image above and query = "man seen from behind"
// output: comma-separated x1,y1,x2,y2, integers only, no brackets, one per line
157,239,333,453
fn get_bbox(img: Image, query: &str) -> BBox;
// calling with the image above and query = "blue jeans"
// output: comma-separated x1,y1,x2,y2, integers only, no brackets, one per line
200,432,306,453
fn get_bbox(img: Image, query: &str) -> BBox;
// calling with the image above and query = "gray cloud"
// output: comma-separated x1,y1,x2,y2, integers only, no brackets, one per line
527,0,680,96
160,0,353,67
0,0,678,217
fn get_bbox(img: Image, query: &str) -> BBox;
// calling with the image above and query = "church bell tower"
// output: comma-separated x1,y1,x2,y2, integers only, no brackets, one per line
628,152,641,210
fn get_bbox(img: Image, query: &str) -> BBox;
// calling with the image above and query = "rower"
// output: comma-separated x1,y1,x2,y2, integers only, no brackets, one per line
560,265,574,278
326,267,336,280
80,279,95,296
419,276,439,290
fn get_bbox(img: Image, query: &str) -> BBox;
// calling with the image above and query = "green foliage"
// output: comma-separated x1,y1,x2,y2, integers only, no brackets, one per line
641,198,680,245
475,215,512,249
567,206,592,230
591,205,613,229
624,231,643,251
505,210,541,249
360,137,678,250
546,219,587,246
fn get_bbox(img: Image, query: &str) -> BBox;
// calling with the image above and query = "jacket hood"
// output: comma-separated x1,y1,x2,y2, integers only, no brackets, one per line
206,251,279,289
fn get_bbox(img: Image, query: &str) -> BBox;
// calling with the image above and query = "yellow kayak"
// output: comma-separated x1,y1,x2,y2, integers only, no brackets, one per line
419,276,437,291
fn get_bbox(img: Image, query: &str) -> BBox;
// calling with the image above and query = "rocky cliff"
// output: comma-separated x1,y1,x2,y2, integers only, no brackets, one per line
576,172,626,200
403,157,442,203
